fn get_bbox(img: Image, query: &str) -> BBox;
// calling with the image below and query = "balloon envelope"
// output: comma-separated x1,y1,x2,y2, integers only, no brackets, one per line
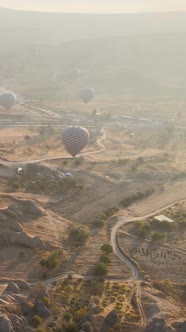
67,68,80,80
0,91,16,110
62,126,90,157
80,88,95,103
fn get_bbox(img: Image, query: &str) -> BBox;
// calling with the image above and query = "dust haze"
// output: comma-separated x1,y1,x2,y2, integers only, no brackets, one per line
0,6,185,332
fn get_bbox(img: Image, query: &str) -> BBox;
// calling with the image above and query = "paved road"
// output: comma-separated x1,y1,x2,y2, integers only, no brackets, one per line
111,199,186,280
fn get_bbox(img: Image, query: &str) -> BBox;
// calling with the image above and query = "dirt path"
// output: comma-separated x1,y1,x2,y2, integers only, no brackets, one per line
0,128,106,165
136,281,146,329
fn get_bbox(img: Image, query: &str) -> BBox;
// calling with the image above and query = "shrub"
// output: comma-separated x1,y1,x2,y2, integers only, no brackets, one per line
70,226,89,245
104,206,119,218
65,322,78,332
74,159,82,166
63,312,72,322
94,262,108,276
136,157,144,165
99,213,107,221
81,321,93,332
137,223,150,238
120,189,154,208
101,243,113,254
75,307,87,321
158,220,173,232
118,159,129,165
93,219,105,228
42,296,51,307
114,322,122,330
40,250,62,269
32,315,43,327
100,255,111,264
151,231,165,242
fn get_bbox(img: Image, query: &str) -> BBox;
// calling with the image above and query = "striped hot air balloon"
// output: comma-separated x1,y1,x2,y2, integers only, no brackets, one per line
80,88,95,103
0,91,16,110
61,126,90,157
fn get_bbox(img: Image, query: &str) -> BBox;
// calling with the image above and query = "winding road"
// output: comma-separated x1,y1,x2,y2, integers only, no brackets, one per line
111,199,186,281
1,129,106,166
0,104,186,328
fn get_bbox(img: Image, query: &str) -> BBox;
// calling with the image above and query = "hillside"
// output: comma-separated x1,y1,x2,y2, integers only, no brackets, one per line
1,33,186,99
0,8,186,99
0,8,186,51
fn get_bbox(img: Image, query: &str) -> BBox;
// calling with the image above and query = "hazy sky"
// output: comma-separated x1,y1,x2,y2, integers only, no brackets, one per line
0,0,186,13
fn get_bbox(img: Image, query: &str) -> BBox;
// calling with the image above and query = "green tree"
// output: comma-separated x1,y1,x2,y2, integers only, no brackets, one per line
151,231,165,242
138,223,150,238
101,243,113,254
100,255,111,264
94,262,108,276
70,226,89,246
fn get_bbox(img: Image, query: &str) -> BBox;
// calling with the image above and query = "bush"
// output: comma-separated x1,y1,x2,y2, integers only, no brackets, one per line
75,307,87,321
93,219,105,228
137,223,150,238
101,243,113,254
100,255,111,264
131,164,138,172
81,321,93,332
70,226,89,245
151,231,165,242
42,296,51,307
74,159,82,166
32,315,43,327
65,322,78,332
40,250,62,269
114,322,122,330
99,213,107,221
136,157,144,165
118,158,129,165
104,206,119,218
94,262,108,276
63,312,72,322
158,220,172,232
120,189,154,208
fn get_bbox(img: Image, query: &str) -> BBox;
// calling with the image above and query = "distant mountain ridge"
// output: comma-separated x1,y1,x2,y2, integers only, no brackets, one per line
0,31,185,99
0,7,186,51
0,7,186,99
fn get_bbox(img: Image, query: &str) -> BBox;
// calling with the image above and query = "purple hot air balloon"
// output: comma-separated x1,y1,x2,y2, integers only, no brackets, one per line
0,91,16,110
62,126,90,157
80,88,95,103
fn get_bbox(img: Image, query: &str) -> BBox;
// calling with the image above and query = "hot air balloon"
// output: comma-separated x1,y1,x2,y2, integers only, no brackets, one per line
67,68,80,80
80,88,95,103
0,91,16,110
62,126,90,157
